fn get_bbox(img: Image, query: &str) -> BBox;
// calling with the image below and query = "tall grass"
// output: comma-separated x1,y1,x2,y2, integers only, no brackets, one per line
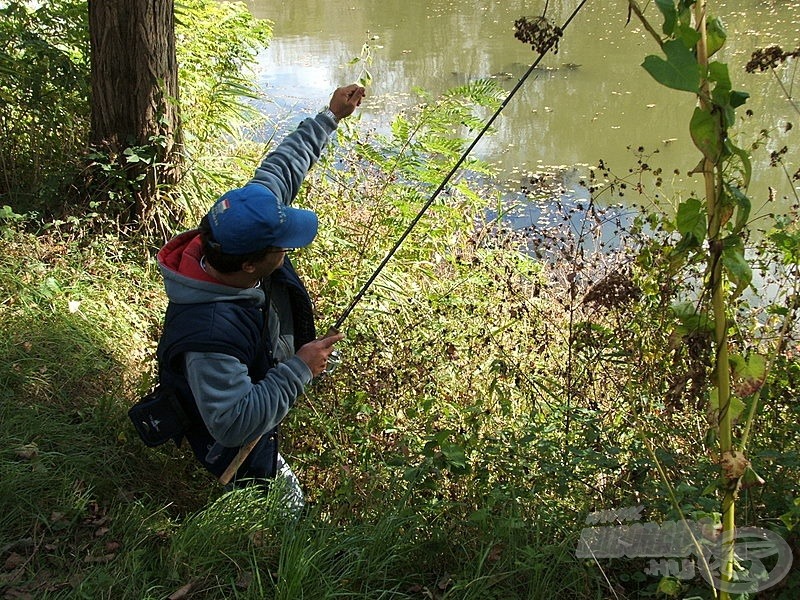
0,153,609,599
2,113,798,599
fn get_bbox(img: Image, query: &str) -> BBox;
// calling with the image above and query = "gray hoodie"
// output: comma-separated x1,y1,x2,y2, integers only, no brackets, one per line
156,111,337,447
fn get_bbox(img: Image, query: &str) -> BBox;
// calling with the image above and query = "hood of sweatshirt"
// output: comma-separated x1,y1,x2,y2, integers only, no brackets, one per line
157,230,265,306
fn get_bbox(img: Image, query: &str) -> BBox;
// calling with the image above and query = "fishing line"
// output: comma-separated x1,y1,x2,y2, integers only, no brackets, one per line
217,2,593,482
332,0,592,332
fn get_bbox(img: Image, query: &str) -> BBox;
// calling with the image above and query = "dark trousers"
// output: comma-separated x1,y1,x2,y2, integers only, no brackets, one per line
184,427,279,486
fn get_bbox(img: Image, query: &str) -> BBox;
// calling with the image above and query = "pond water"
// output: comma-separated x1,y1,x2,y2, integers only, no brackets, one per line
244,0,800,216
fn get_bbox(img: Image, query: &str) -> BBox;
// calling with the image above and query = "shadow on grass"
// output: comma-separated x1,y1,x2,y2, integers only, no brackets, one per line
0,308,212,521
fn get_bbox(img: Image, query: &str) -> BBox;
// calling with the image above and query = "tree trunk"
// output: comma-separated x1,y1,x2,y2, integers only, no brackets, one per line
87,0,182,227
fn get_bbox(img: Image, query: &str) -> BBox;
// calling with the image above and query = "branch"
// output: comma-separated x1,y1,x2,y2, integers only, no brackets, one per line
770,66,800,117
626,0,664,49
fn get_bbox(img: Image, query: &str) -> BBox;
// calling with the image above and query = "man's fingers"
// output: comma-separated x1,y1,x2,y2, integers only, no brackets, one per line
338,85,365,103
342,83,362,94
328,85,365,120
318,332,345,348
351,87,366,103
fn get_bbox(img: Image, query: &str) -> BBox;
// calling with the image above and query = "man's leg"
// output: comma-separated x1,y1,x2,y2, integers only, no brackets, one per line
276,453,305,513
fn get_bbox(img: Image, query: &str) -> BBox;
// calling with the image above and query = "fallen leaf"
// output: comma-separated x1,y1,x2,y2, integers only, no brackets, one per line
88,515,110,527
406,584,434,598
168,582,194,599
3,588,34,599
437,574,452,590
14,444,38,461
488,544,503,563
235,571,253,590
94,527,110,538
3,552,24,570
83,554,115,564
249,530,266,547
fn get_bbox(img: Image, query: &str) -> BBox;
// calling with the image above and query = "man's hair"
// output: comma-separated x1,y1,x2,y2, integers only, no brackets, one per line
198,215,273,274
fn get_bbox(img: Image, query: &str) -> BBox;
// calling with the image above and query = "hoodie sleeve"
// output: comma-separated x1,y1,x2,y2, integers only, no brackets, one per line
183,351,314,447
249,112,338,206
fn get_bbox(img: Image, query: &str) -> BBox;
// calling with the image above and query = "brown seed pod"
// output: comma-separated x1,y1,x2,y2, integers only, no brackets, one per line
745,45,800,73
514,16,563,55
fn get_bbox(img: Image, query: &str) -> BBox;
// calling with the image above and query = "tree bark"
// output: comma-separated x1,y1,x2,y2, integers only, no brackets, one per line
87,0,182,226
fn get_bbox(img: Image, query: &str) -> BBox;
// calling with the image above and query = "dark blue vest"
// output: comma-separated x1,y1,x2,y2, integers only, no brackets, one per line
156,259,315,481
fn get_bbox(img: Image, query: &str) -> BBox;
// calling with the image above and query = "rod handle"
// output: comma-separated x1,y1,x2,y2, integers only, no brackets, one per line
218,437,260,486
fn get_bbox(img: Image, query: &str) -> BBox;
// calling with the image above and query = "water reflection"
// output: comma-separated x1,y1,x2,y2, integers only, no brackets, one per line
244,0,799,213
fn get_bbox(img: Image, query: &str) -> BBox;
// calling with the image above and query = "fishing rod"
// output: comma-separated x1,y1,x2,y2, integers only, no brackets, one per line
331,0,591,332
218,0,591,486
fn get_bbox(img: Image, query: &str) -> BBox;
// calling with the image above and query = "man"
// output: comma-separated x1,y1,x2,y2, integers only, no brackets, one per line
155,84,365,501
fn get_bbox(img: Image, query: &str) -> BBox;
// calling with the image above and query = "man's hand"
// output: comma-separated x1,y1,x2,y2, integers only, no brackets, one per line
328,84,366,121
296,330,345,377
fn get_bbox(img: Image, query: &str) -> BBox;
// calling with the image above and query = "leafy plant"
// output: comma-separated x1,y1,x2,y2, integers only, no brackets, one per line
0,0,90,213
626,1,798,596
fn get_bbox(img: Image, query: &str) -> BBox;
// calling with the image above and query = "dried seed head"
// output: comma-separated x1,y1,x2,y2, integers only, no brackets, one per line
514,16,563,55
745,45,800,73
583,271,642,309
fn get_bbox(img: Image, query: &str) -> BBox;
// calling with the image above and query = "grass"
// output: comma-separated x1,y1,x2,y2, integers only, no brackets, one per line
0,220,611,599
1,102,798,597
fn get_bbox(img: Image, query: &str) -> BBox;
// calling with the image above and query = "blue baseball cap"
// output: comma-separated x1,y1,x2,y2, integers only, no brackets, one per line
205,184,318,254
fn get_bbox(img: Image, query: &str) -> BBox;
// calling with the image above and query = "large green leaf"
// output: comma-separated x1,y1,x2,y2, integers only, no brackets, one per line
768,216,800,265
709,61,731,99
642,40,701,93
690,107,722,162
676,197,707,242
709,387,746,425
730,90,749,108
672,301,714,334
729,353,767,397
721,235,752,298
706,17,727,56
655,0,678,35
725,181,752,233
708,62,744,128
676,23,701,49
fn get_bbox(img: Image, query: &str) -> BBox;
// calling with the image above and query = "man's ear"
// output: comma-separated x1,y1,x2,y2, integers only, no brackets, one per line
241,261,257,274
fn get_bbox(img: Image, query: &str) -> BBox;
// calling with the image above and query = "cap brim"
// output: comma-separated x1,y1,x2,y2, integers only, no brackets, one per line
207,185,319,254
276,206,318,249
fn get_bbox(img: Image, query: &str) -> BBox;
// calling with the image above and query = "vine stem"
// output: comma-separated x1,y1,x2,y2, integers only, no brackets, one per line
694,2,736,597
626,0,664,48
638,431,718,597
769,66,800,116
